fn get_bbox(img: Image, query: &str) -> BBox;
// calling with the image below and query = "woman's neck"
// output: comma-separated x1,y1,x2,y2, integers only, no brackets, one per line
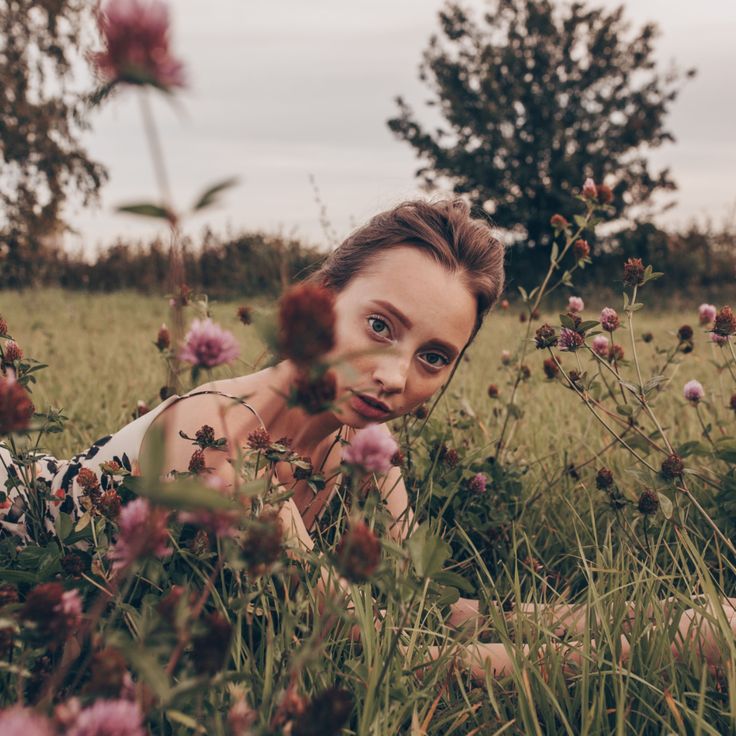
253,360,345,456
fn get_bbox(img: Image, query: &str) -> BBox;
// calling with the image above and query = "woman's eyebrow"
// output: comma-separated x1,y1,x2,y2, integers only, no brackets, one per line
371,299,460,358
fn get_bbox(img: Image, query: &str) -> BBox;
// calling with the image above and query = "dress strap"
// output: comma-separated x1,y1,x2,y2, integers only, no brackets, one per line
170,389,268,430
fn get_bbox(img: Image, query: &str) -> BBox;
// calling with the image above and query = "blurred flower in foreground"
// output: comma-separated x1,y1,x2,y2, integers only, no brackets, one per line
599,307,620,332
698,303,717,325
0,707,54,736
68,698,145,736
108,499,171,571
278,283,336,366
683,380,705,403
591,334,609,357
293,687,354,736
92,0,186,91
335,521,381,583
179,318,239,368
342,425,398,474
567,296,584,314
0,375,34,434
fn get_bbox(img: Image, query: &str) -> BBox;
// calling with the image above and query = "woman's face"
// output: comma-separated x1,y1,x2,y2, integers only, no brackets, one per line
326,245,477,427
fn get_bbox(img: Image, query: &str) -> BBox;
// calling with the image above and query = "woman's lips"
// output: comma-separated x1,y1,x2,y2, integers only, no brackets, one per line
349,393,391,420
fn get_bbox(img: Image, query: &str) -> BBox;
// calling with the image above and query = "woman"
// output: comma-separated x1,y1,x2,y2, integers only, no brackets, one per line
1,199,734,679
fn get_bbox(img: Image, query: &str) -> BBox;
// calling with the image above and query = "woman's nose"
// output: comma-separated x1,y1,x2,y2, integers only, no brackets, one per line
372,356,409,395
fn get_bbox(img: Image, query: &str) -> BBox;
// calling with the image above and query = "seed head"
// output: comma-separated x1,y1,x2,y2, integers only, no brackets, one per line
660,453,684,480
278,283,336,365
595,467,614,490
623,257,645,287
713,306,736,337
573,239,590,260
334,521,381,583
637,489,659,515
542,357,559,379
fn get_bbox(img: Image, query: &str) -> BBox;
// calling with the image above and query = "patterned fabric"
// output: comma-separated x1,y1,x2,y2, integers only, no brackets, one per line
0,391,260,540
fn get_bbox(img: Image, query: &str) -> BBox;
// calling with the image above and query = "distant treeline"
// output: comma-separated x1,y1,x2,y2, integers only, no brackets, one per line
1,220,734,301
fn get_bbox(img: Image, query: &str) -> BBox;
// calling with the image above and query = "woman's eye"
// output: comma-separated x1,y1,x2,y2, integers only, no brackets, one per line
423,352,450,368
368,316,389,336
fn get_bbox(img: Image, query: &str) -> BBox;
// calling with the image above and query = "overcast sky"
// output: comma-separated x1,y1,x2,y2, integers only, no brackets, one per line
66,0,736,256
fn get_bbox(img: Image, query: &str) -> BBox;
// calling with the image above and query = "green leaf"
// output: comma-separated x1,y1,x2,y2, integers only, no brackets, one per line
191,177,239,211
573,214,587,228
54,511,73,541
433,570,476,595
676,440,709,458
560,313,576,330
714,437,736,464
578,320,599,332
408,523,451,579
123,475,239,511
116,202,170,219
658,493,673,520
125,645,171,700
549,241,559,264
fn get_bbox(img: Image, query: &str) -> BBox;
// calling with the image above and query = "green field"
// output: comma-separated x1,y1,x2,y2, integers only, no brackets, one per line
3,288,736,734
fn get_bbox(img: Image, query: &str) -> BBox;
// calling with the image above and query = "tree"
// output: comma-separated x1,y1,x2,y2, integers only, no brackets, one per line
0,0,107,287
388,0,694,249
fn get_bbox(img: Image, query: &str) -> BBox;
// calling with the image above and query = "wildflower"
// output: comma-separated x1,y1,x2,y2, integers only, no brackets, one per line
334,520,381,583
188,448,206,474
85,647,128,697
591,334,609,357
530,308,540,321
342,424,398,474
713,306,736,337
278,283,336,365
519,364,531,380
228,696,257,736
637,489,659,515
443,447,460,468
236,305,252,325
711,333,728,346
100,460,122,475
179,318,240,368
0,584,19,606
0,708,55,736
558,327,584,352
292,456,313,480
91,0,186,91
597,183,613,204
500,299,509,310
155,323,170,351
68,698,145,736
62,552,89,577
698,303,717,325
500,350,511,364
271,687,307,731
22,583,81,642
542,357,559,379
568,369,583,390
567,296,584,314
677,325,693,342
131,400,150,419
97,490,122,519
469,473,488,494
107,499,171,572
292,369,337,414
0,316,7,335
159,384,175,400
550,214,568,229
599,307,620,332
683,379,705,403
660,453,684,480
247,427,271,451
608,343,624,362
194,424,216,446
77,468,101,492
0,375,34,434
293,688,354,736
642,331,653,343
582,178,598,199
240,508,283,576
192,611,232,675
519,311,527,323
413,404,428,419
534,323,557,349
623,257,645,287
595,468,614,490
3,341,22,364
573,238,590,260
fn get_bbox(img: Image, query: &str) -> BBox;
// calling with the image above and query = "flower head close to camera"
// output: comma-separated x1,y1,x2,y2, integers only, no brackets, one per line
92,0,186,91
0,375,34,434
108,499,171,571
599,307,620,332
334,520,381,583
698,303,717,325
342,425,398,475
179,318,239,368
591,334,609,357
683,379,705,404
278,283,336,366
68,698,145,736
0,707,55,736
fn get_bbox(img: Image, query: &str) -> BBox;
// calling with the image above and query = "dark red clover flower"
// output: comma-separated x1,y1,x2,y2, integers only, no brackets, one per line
638,489,659,515
713,306,736,337
247,426,271,451
534,323,558,349
278,283,336,366
660,453,684,480
292,688,355,736
292,369,337,414
92,0,186,91
677,325,693,342
623,257,645,287
0,376,34,434
595,467,614,490
236,305,252,325
550,214,568,229
334,520,381,583
3,341,23,364
542,357,559,379
573,239,590,260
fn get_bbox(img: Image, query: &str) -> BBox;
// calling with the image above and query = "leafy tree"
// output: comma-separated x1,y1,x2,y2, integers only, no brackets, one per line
388,0,694,249
0,0,107,287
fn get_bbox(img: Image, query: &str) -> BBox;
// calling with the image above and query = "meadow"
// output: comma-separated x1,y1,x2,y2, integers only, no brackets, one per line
3,285,735,734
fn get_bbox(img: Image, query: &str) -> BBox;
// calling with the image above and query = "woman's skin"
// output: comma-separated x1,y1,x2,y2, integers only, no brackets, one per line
142,244,736,679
